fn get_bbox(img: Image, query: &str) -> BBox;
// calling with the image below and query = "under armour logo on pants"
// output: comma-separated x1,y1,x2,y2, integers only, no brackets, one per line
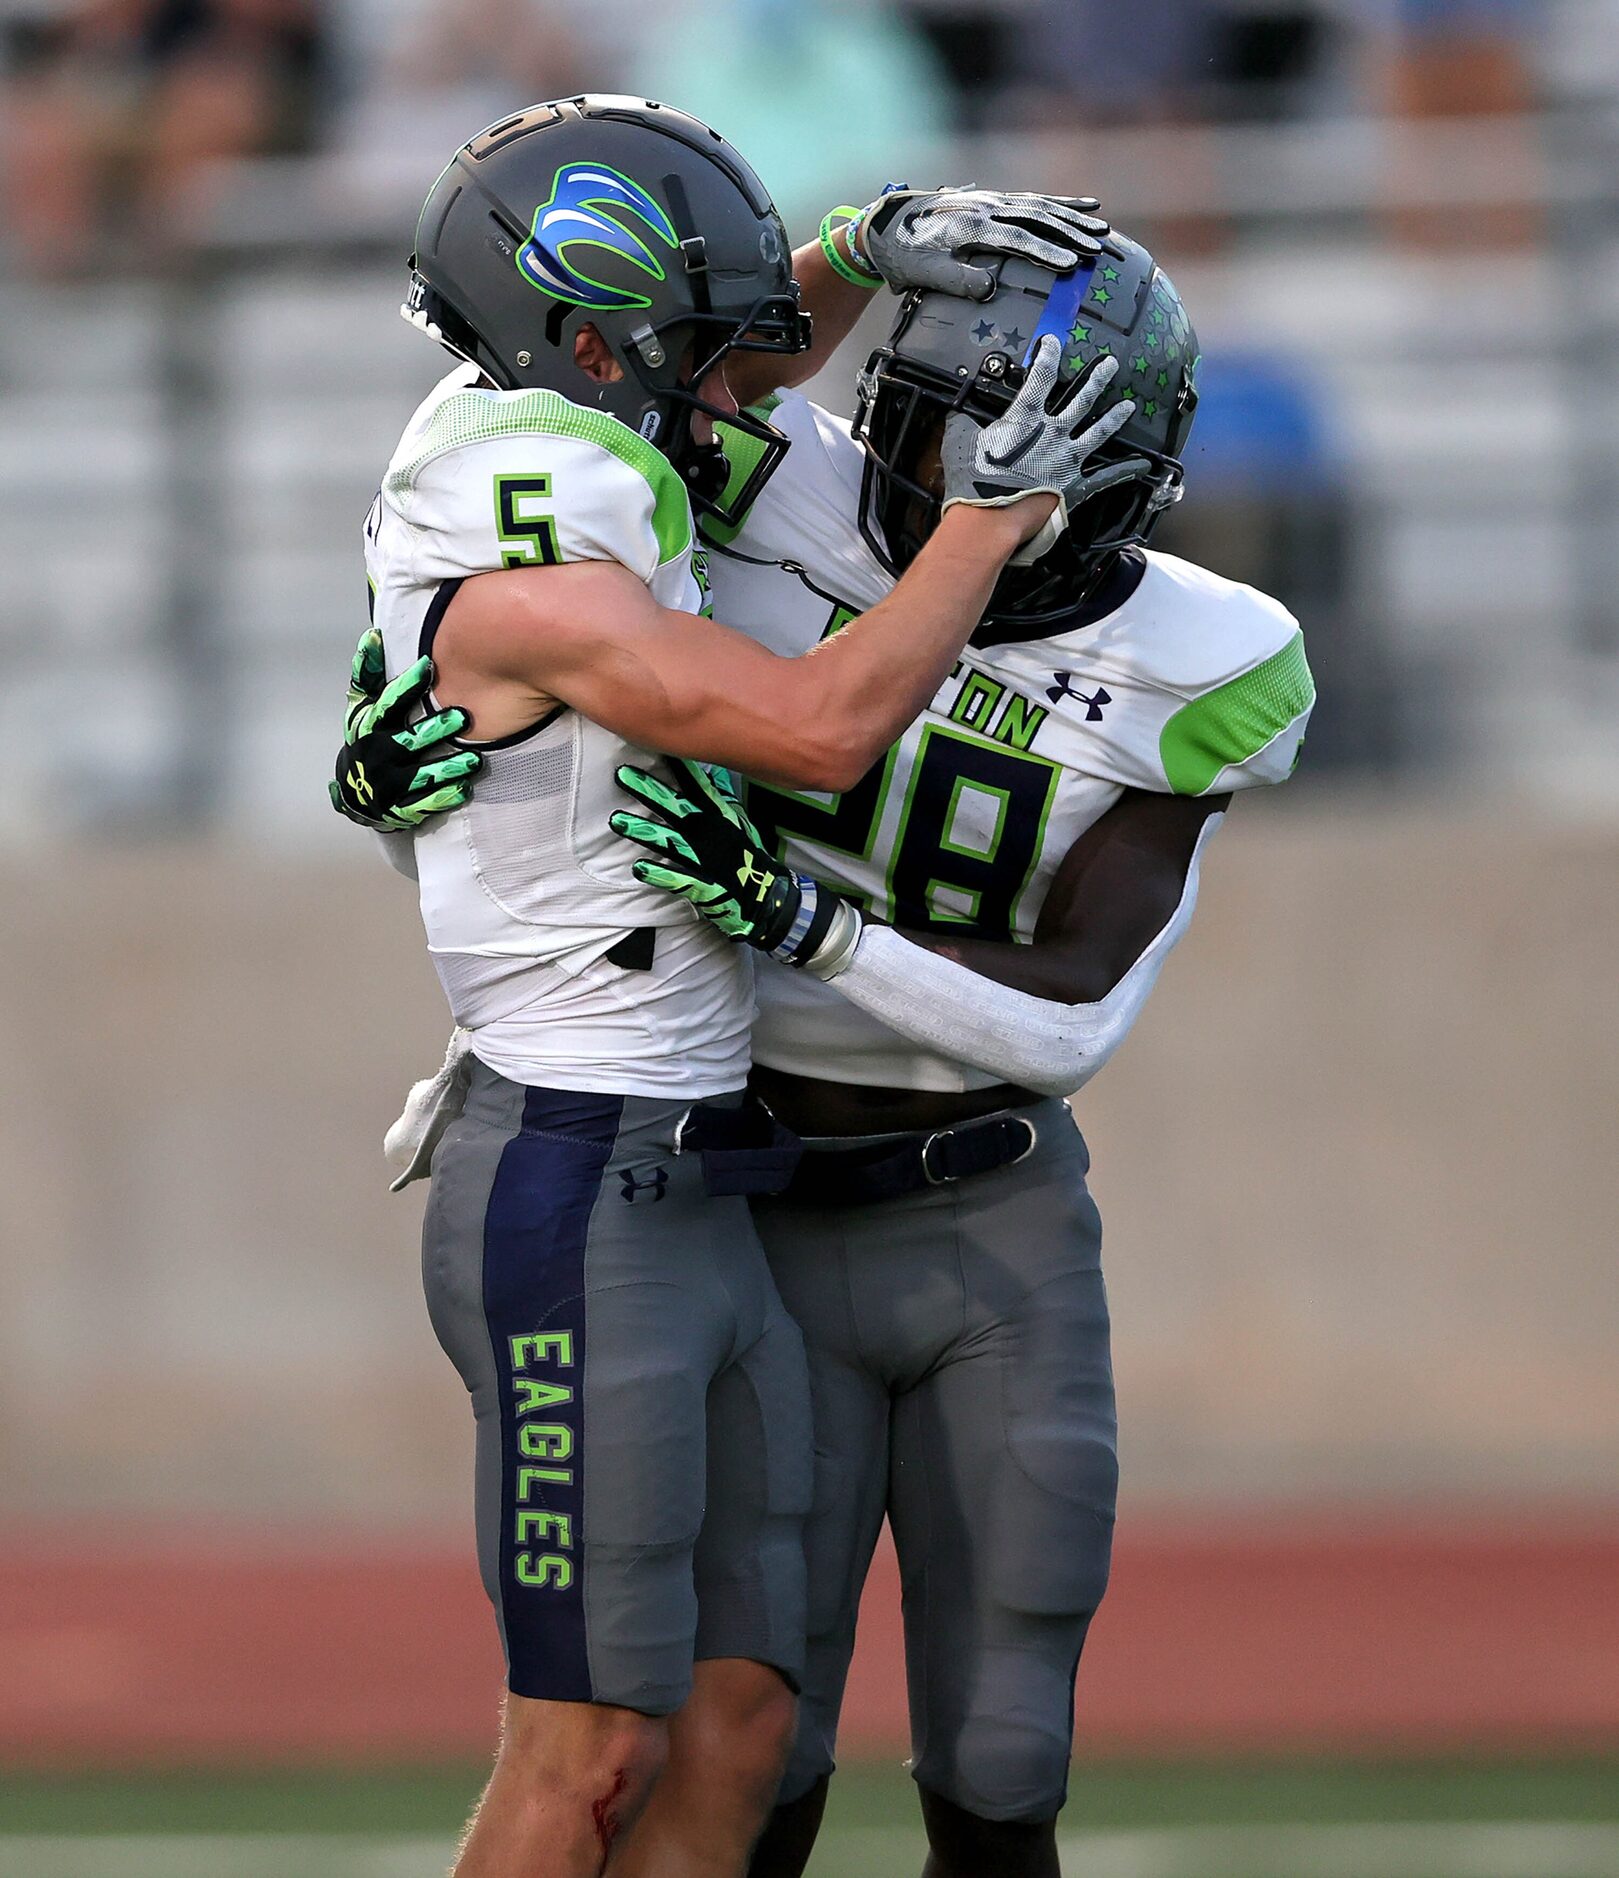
620,1166,669,1204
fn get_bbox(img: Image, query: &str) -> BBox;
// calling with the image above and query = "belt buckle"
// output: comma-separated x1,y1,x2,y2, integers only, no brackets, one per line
920,1126,956,1186
1011,1116,1038,1164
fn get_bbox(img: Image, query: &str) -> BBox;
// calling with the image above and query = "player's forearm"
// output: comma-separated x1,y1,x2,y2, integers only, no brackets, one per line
751,234,881,401
814,814,1222,1095
905,790,1233,1001
904,860,1196,1003
785,503,1039,787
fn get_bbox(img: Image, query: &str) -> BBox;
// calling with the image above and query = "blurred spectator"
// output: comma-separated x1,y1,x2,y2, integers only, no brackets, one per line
2,0,327,277
1203,3,1346,120
330,0,587,182
897,0,1025,133
608,0,952,229
1385,0,1535,115
1378,0,1539,245
1003,0,1219,130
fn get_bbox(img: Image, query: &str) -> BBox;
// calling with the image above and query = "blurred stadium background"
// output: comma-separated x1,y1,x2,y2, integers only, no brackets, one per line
2,0,1617,1872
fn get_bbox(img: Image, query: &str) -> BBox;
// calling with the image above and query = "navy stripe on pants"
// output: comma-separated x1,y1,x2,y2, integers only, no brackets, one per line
482,1087,624,1703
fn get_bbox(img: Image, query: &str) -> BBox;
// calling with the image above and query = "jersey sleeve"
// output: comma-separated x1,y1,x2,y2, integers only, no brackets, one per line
387,385,695,589
1067,566,1315,799
1153,620,1315,795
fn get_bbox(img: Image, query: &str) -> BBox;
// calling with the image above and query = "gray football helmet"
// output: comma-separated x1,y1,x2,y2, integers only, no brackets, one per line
404,95,811,525
854,234,1200,623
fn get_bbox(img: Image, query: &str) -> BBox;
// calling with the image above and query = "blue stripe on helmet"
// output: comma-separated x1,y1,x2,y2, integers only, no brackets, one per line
1023,261,1099,368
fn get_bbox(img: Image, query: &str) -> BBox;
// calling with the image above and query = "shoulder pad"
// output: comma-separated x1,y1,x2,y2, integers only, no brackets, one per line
389,385,693,581
1158,624,1313,795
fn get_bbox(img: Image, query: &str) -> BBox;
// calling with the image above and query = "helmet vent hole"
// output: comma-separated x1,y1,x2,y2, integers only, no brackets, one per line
469,114,535,158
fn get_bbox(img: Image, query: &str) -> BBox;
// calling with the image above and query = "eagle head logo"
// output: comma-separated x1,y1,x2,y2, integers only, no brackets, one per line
516,163,679,313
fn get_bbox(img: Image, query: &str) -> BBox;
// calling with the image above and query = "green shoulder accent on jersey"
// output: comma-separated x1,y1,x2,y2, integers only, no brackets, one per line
1159,629,1315,796
389,388,693,565
700,394,784,547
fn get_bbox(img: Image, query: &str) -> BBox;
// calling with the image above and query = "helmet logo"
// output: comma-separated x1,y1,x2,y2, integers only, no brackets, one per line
516,163,679,312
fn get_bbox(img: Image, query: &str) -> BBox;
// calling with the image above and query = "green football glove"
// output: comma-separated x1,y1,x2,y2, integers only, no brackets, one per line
328,628,483,832
610,759,861,975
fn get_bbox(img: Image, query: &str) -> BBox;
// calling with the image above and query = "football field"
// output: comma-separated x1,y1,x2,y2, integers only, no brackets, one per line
3,1759,1616,1878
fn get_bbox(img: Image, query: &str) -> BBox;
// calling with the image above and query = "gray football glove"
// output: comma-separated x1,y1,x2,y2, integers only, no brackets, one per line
857,188,1109,300
941,339,1144,564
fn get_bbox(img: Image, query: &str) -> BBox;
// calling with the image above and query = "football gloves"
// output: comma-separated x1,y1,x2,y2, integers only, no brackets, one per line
942,339,1144,562
855,187,1110,301
610,760,860,977
329,627,482,831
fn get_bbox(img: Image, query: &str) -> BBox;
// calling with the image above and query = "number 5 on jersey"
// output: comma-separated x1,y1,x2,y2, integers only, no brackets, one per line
495,473,562,568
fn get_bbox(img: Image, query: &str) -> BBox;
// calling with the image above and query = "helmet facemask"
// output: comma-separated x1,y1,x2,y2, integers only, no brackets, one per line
610,285,811,527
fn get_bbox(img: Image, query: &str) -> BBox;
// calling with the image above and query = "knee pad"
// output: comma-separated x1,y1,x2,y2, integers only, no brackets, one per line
936,1705,1075,1823
914,1632,1091,1823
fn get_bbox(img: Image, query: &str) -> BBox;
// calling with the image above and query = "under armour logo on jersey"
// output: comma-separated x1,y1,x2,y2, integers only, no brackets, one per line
346,761,374,803
1046,675,1112,721
620,1165,669,1204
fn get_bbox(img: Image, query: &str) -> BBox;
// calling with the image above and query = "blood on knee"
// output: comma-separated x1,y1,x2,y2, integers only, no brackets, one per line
591,1766,631,1863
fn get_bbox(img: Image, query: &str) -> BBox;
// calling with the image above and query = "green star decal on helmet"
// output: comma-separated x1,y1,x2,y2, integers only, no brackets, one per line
1092,286,1111,305
1133,353,1149,374
1069,320,1092,345
1101,264,1120,282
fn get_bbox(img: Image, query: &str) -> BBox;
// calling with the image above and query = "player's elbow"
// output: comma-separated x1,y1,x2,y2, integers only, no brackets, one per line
801,746,873,794
765,728,875,795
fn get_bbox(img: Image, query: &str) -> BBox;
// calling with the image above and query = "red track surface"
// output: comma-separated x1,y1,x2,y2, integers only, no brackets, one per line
2,1514,1616,1767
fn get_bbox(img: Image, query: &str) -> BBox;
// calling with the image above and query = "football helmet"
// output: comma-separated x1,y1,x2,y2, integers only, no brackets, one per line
405,95,811,525
854,235,1200,623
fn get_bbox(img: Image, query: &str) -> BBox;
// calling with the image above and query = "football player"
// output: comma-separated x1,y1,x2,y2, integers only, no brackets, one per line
341,95,1129,1878
339,209,1314,1878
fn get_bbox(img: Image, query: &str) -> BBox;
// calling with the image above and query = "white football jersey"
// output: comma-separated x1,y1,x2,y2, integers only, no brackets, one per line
367,363,750,1098
708,387,1315,1093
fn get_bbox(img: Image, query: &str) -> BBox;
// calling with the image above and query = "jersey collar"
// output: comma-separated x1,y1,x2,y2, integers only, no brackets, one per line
969,547,1148,650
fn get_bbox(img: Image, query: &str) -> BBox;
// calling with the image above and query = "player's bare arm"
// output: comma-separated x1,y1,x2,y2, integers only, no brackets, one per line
431,502,1045,794
904,786,1231,1002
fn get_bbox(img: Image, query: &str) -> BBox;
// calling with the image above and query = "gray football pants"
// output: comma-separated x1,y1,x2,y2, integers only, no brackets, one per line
421,1060,812,1715
751,1098,1117,1822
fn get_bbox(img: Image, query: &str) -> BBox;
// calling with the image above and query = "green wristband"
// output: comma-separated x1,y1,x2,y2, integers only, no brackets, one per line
819,205,883,289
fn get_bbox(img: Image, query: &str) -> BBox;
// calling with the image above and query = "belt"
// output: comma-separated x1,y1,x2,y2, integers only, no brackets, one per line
782,1109,1038,1208
675,1095,804,1197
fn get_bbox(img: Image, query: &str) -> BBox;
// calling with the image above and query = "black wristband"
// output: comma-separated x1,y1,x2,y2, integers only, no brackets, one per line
761,874,844,967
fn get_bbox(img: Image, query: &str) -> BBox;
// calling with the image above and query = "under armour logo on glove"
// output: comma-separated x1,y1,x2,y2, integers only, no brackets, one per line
620,1165,669,1204
1047,675,1112,720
